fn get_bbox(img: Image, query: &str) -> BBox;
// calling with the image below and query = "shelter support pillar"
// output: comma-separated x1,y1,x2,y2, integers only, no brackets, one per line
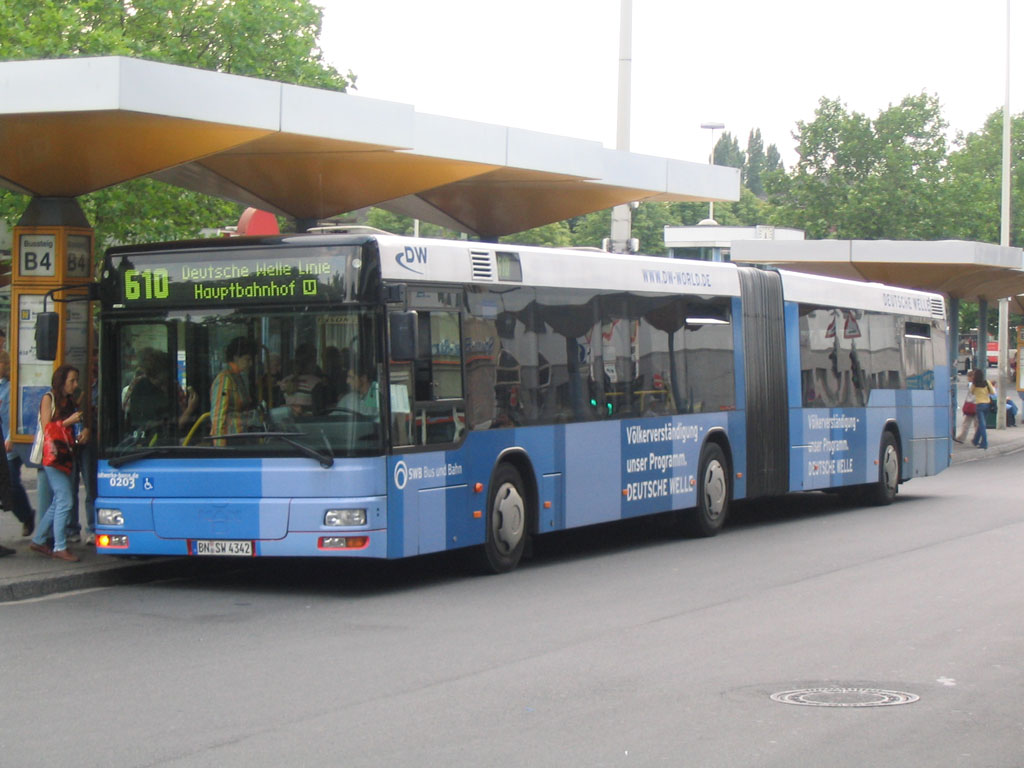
977,299,989,372
10,197,95,462
948,296,960,433
997,298,1008,429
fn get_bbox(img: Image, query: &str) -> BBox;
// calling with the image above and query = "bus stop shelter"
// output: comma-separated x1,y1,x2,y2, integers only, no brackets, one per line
0,56,740,237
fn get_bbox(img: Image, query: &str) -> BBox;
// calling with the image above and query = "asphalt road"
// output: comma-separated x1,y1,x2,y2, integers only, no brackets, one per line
2,451,1023,768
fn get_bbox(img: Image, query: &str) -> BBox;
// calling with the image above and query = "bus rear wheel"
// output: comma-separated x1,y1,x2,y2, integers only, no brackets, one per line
862,431,899,506
476,464,528,573
678,442,730,537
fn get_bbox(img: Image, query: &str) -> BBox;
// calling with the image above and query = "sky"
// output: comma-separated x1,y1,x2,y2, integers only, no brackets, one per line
318,0,1022,169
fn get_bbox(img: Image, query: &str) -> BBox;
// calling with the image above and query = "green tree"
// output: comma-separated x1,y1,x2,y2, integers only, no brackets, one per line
669,188,768,228
713,132,745,169
500,221,573,248
364,208,463,240
767,94,949,240
942,110,1024,245
0,0,354,249
1,0,352,90
744,129,766,198
569,209,611,249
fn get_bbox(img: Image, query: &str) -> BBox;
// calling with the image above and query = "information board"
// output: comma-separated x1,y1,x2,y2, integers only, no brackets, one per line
108,248,358,309
18,233,57,277
16,294,54,434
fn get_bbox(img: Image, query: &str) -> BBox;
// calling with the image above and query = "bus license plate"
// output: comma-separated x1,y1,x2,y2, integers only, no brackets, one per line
195,540,253,556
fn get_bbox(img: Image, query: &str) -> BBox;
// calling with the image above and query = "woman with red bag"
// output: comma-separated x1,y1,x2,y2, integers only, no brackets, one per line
28,365,83,562
954,369,978,444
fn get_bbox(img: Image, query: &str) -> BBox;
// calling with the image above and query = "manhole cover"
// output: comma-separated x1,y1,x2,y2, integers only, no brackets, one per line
770,687,919,708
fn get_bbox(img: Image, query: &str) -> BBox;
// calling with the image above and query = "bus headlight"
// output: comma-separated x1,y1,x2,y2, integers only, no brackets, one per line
324,509,366,527
98,508,124,526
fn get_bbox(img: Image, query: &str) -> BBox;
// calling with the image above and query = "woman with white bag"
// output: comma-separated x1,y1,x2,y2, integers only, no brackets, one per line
28,365,84,562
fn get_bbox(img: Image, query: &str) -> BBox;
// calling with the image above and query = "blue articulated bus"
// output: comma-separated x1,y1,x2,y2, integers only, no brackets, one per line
95,234,951,572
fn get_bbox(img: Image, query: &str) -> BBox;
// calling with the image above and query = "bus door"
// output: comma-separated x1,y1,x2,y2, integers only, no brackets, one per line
387,303,469,556
114,322,185,448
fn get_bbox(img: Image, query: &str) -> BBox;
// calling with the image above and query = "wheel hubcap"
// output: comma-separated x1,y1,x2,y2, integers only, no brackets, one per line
493,483,525,553
703,460,726,520
882,445,898,493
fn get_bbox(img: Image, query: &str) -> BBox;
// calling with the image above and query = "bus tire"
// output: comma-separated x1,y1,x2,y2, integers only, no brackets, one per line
476,464,528,573
863,431,899,506
678,442,731,537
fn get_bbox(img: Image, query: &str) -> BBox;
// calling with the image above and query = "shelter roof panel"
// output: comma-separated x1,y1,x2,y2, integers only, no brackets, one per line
661,158,742,202
851,239,1024,269
410,113,511,165
406,172,644,236
197,148,494,221
731,238,1024,301
505,128,603,180
279,83,413,148
597,149,670,196
0,110,271,197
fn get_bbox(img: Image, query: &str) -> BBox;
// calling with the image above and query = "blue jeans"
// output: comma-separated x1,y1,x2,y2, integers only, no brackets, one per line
973,403,990,449
33,466,74,552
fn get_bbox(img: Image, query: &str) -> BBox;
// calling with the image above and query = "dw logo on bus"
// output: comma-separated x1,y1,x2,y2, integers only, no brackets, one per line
395,246,428,275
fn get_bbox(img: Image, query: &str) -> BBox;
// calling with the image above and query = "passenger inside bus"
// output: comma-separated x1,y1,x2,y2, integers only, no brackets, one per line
281,343,328,417
257,349,285,408
210,336,257,443
123,347,198,437
324,345,350,403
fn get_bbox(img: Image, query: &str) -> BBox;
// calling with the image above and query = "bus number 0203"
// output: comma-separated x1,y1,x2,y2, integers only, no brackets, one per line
124,268,170,300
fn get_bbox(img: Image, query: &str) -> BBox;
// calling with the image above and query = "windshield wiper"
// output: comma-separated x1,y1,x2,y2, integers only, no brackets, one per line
205,431,335,468
108,446,188,468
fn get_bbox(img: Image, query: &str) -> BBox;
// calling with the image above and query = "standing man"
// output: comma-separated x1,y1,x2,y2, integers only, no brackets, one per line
0,351,33,541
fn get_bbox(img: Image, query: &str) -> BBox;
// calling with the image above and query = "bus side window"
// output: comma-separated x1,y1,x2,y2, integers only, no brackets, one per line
389,362,414,447
403,310,466,445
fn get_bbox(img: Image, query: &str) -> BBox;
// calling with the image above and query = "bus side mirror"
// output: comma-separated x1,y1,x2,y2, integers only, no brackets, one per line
35,312,60,361
389,311,417,362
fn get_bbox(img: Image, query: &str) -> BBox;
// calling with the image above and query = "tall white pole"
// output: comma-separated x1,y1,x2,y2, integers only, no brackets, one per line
1001,0,1012,249
609,0,633,252
700,122,724,222
616,0,631,151
998,0,1012,427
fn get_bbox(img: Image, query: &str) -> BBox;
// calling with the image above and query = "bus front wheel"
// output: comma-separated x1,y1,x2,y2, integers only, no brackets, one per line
678,442,731,537
476,464,528,574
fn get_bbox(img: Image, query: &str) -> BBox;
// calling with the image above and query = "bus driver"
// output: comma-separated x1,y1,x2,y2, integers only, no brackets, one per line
338,360,379,419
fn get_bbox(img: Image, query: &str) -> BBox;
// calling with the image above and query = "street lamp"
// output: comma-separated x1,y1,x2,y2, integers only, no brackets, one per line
700,122,724,222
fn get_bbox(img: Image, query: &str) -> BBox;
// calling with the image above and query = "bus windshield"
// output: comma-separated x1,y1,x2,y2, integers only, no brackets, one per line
102,307,384,461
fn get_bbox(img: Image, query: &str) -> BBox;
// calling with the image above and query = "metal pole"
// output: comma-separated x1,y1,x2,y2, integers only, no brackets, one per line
609,0,633,253
700,122,724,222
998,0,1012,428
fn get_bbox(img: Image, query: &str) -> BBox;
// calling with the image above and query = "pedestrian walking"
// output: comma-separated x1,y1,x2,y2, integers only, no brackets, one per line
971,368,994,450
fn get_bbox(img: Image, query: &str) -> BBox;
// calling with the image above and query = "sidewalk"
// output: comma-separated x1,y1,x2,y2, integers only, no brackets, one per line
951,416,1024,463
0,478,201,602
3,411,1023,602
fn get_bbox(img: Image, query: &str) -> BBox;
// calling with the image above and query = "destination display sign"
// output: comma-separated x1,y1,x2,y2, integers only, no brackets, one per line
105,246,367,308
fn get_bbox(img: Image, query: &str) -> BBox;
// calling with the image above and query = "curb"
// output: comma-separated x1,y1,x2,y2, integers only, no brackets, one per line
0,557,215,603
951,438,1024,465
